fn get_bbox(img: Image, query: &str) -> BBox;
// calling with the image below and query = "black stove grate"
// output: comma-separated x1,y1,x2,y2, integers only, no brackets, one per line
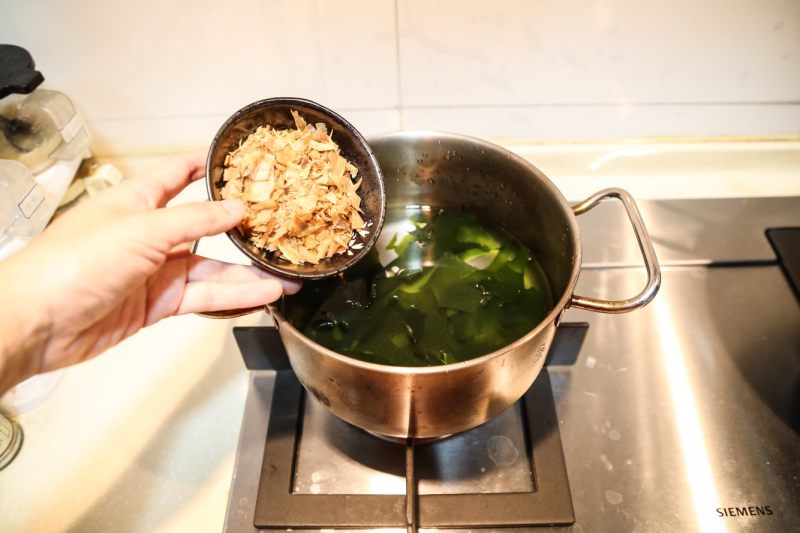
253,370,575,529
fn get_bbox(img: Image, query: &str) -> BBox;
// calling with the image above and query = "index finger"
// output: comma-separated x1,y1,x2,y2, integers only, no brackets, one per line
127,152,208,209
139,199,244,253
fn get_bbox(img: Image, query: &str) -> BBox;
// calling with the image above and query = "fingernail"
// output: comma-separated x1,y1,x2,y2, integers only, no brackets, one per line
220,199,245,217
282,279,303,295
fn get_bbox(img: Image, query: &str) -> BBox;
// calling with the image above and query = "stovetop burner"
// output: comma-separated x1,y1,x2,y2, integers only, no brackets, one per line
229,326,578,531
254,361,574,530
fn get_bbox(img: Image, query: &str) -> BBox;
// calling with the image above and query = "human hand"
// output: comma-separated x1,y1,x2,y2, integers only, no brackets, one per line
0,154,300,394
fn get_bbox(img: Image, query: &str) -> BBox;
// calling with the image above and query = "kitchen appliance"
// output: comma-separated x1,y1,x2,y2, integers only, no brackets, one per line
0,44,90,259
220,196,800,532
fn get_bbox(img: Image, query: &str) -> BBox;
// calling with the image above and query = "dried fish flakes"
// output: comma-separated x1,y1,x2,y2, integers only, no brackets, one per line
221,110,365,265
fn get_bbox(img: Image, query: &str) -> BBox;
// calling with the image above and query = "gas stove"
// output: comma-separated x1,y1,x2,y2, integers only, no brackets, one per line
223,196,800,532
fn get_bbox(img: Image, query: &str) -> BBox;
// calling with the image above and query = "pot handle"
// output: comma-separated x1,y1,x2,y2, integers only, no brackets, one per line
569,188,661,313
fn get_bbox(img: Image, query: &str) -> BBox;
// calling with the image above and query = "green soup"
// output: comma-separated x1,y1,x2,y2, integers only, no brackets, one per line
282,208,552,366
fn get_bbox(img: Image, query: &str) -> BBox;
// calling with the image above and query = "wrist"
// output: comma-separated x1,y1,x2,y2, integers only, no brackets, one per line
0,255,51,396
0,324,36,397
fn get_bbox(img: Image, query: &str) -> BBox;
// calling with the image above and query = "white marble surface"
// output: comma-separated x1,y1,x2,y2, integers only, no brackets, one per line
0,140,798,532
0,311,268,533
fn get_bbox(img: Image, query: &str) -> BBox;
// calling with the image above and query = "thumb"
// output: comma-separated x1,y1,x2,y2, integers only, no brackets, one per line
141,199,245,251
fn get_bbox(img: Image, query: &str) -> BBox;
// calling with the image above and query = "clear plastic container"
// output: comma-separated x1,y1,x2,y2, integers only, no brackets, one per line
0,159,51,244
0,89,90,174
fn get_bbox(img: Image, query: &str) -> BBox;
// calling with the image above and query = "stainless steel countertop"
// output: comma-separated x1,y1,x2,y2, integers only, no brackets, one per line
224,196,800,533
579,196,799,267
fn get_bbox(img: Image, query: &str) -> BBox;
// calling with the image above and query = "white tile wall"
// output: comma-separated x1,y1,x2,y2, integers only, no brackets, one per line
2,0,400,153
2,0,798,154
397,0,800,105
87,109,402,155
401,103,800,139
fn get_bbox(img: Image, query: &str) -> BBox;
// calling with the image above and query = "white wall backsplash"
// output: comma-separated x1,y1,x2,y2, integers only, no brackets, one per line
401,103,800,139
2,0,798,154
398,0,800,105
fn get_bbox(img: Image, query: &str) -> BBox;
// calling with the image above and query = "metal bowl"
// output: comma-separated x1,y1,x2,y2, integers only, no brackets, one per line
206,97,386,279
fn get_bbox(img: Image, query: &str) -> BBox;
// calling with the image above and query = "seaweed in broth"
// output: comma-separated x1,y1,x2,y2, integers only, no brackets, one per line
282,208,552,366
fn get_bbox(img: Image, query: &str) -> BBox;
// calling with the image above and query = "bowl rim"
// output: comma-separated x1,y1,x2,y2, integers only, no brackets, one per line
205,97,386,280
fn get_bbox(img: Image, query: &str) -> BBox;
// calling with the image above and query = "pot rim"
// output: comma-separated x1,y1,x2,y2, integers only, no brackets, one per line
269,129,582,375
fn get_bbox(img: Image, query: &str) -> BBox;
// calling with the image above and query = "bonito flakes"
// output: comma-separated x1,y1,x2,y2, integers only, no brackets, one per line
220,110,364,265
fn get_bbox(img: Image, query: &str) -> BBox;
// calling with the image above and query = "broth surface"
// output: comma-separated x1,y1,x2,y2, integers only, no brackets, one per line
282,207,552,366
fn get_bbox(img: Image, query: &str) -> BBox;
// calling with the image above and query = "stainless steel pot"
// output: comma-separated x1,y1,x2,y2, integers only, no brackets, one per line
264,131,660,439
